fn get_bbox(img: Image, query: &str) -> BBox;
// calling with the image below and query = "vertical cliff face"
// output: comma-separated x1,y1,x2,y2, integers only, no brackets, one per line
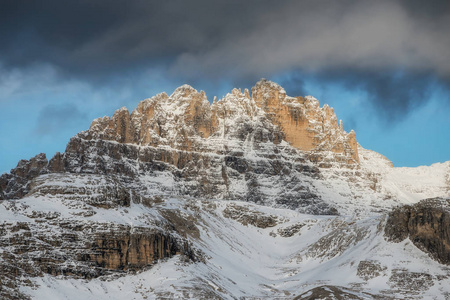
385,198,450,265
250,79,359,162
85,228,194,271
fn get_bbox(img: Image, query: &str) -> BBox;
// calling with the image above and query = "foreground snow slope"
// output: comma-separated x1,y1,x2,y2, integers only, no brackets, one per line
0,185,446,299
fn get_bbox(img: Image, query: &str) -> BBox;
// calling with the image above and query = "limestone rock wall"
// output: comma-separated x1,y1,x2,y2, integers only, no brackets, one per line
385,198,450,265
251,80,359,162
83,79,359,162
0,153,48,200
84,227,194,271
0,220,195,299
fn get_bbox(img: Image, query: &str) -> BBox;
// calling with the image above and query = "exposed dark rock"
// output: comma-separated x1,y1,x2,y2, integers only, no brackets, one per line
159,209,200,239
357,260,387,280
385,197,450,265
47,152,65,172
388,269,434,293
27,174,133,209
276,223,304,237
0,153,48,199
294,285,391,300
306,222,370,260
222,203,279,228
83,227,195,271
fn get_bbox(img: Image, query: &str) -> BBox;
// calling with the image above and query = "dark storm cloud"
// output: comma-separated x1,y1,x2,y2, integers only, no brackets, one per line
279,70,446,124
1,0,449,121
327,71,441,123
35,103,87,136
3,0,448,77
174,0,450,78
0,0,278,77
274,73,307,98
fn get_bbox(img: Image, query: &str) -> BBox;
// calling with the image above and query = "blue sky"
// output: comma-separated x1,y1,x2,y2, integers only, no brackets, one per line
1,0,449,173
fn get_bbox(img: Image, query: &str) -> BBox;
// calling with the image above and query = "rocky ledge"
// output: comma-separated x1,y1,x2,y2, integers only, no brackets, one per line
385,197,450,265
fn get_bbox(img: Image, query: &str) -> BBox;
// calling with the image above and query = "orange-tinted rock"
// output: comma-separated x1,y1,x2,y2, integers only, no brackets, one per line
250,79,359,162
0,80,358,214
85,79,359,163
87,230,190,271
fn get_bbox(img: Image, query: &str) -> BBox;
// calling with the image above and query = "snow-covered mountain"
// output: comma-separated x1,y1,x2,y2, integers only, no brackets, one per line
0,80,449,299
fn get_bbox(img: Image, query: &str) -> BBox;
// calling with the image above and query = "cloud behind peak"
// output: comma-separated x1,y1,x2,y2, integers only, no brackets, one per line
1,0,449,124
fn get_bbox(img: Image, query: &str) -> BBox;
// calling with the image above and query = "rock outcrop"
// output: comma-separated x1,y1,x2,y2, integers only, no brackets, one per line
0,153,48,200
385,197,450,265
0,219,196,299
251,80,358,162
294,285,386,300
83,226,195,271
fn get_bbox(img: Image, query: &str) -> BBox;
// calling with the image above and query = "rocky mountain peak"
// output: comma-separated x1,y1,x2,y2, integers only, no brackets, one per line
82,80,358,163
252,78,285,92
170,84,206,101
0,79,366,209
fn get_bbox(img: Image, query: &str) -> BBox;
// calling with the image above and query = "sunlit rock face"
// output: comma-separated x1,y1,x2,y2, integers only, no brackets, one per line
83,79,359,162
251,79,358,162
1,80,361,214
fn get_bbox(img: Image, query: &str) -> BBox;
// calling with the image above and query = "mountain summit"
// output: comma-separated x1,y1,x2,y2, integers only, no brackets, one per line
0,80,449,299
2,80,446,214
85,79,358,162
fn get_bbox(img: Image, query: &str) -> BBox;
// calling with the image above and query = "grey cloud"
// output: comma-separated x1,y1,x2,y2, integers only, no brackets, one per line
0,0,274,77
35,103,87,136
1,0,449,124
330,72,438,123
172,1,450,79
275,69,446,124
2,0,449,78
273,73,307,98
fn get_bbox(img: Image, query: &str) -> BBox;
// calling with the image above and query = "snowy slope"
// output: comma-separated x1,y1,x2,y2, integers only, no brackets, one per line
4,193,447,299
